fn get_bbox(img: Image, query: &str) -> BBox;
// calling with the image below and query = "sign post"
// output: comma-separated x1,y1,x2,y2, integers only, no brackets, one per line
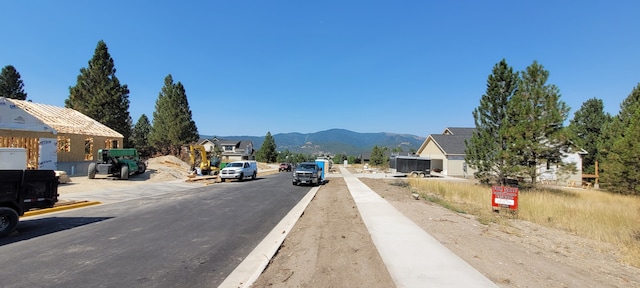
492,186,519,213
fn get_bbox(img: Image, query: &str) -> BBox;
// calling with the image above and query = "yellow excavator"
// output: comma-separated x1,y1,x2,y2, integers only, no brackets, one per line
189,145,219,176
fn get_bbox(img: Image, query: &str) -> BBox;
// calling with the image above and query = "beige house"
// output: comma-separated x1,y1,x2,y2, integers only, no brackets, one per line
417,127,586,184
197,137,255,162
416,127,476,177
0,97,123,175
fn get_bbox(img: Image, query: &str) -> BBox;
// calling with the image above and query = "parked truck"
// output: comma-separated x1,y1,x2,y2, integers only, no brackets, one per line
0,169,59,237
292,162,323,186
88,148,146,180
219,161,257,182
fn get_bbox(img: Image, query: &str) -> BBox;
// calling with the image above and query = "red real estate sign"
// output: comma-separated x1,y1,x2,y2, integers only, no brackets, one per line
492,186,519,210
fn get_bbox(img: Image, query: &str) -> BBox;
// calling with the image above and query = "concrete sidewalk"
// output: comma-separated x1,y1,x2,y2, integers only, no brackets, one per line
339,166,498,288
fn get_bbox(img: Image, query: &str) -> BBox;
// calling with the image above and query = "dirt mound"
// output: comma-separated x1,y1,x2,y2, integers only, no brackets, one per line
145,155,192,182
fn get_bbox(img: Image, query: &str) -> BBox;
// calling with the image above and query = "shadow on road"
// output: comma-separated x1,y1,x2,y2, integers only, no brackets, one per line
1,217,112,246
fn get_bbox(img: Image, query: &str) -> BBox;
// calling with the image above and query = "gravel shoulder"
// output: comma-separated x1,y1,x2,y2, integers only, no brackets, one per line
251,177,395,287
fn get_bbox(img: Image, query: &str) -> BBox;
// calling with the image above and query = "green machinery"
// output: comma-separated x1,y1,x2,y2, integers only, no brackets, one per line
88,148,146,180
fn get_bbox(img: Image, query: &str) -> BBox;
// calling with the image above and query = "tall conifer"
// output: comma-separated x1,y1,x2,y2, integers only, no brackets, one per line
0,65,28,100
149,74,199,154
66,40,133,146
505,61,570,184
466,59,518,184
566,98,610,174
601,84,640,194
256,132,277,163
132,114,152,157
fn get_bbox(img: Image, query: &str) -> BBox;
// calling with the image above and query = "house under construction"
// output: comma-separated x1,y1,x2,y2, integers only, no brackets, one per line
0,97,123,175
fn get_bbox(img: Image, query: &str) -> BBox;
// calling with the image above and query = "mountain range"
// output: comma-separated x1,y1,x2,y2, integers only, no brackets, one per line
201,128,426,156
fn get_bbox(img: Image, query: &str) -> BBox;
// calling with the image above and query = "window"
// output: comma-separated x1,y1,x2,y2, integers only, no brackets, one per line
84,138,94,160
224,145,234,151
105,139,119,149
57,137,71,152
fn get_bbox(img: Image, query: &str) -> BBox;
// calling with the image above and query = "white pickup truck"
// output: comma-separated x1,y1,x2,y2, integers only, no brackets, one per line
219,161,258,182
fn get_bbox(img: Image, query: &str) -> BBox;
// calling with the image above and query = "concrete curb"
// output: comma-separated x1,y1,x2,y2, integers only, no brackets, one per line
218,186,320,288
23,201,102,217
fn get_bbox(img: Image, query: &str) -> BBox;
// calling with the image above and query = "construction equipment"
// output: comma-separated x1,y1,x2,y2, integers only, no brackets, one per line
189,145,219,176
88,148,146,180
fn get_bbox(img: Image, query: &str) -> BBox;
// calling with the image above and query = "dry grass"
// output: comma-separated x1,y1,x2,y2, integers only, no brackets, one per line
409,179,640,267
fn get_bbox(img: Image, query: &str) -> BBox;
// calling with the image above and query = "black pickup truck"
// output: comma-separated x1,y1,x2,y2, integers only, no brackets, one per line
0,170,59,237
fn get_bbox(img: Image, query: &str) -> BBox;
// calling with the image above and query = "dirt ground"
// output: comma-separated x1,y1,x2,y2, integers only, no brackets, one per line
253,174,640,288
57,158,640,287
251,177,396,288
56,156,277,195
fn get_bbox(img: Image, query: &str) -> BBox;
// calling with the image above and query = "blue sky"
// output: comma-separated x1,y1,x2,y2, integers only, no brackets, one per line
2,1,639,137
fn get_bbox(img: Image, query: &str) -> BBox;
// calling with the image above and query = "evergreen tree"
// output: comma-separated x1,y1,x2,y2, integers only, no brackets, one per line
132,114,152,157
370,145,388,167
598,84,639,171
256,132,278,163
0,65,28,100
66,40,133,146
277,149,294,163
149,74,199,154
465,59,519,184
603,108,640,195
566,98,610,174
332,153,347,164
601,84,640,194
505,61,570,184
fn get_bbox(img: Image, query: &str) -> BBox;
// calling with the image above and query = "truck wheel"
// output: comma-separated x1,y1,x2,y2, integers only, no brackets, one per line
252,171,257,180
120,165,129,180
136,162,147,174
88,162,97,179
0,207,19,238
238,173,244,182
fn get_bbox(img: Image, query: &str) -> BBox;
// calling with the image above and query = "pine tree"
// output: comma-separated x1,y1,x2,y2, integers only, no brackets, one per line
601,84,640,194
66,40,133,146
465,59,519,184
505,61,570,184
370,145,388,167
257,132,278,163
603,109,640,195
566,98,610,174
149,74,199,154
132,114,152,157
0,65,28,100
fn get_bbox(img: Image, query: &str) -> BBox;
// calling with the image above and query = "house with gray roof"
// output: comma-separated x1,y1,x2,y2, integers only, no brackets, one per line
416,127,476,177
417,127,586,184
199,137,255,162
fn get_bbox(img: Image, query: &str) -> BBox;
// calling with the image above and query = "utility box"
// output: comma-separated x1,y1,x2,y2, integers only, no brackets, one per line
0,148,27,170
315,159,330,180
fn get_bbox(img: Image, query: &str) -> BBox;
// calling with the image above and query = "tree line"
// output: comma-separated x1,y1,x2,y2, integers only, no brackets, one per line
2,43,638,195
466,59,639,195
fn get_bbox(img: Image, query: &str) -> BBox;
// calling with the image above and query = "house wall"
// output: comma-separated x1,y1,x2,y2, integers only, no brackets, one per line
0,132,44,169
538,152,584,185
417,141,445,172
0,130,122,174
445,155,476,178
221,154,243,163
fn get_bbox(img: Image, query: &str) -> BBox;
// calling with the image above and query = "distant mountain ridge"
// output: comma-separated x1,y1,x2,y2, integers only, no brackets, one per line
201,128,425,155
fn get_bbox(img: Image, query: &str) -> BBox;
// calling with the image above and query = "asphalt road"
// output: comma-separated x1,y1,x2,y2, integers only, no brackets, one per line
0,172,309,288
